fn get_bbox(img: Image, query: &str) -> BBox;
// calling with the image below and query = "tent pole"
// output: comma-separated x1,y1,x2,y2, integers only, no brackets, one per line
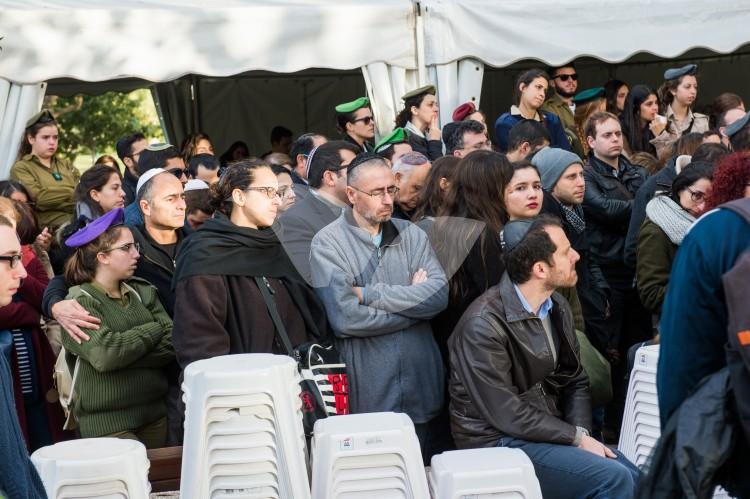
414,2,427,86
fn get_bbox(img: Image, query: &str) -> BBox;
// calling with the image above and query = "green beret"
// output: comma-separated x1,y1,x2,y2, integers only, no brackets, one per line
374,128,408,154
335,97,370,114
25,109,55,129
573,87,605,105
402,85,436,101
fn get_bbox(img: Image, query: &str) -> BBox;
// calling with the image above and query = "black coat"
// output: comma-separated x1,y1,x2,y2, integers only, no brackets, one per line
541,191,611,354
406,129,443,161
582,154,647,268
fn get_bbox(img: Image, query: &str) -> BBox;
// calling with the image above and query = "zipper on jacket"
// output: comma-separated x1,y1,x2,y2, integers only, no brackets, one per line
262,276,276,295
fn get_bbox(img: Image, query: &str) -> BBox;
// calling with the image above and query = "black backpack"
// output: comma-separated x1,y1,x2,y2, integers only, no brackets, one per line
722,198,750,444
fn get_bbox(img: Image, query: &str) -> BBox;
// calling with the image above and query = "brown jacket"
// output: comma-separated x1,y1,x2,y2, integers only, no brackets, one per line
448,273,591,448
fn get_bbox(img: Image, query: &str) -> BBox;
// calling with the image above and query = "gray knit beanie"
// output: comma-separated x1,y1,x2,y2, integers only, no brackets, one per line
531,147,583,191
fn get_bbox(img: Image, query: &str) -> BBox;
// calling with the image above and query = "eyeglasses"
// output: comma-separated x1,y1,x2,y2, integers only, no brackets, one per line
0,254,23,269
350,185,399,199
554,74,578,82
166,168,186,179
687,188,707,203
351,116,374,126
102,242,141,254
246,186,282,199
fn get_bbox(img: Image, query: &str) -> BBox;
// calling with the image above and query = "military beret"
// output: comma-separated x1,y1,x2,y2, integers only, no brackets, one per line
374,128,409,154
500,219,534,252
664,64,697,81
452,102,477,122
25,109,55,128
335,97,370,114
724,111,750,138
573,87,605,105
402,85,436,101
65,208,125,248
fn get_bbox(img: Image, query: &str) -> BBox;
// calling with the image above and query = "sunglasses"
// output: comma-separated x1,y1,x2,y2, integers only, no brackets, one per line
554,74,578,82
166,167,186,179
351,116,374,126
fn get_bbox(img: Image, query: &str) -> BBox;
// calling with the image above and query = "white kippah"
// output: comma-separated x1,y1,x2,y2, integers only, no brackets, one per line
136,168,167,195
184,179,209,192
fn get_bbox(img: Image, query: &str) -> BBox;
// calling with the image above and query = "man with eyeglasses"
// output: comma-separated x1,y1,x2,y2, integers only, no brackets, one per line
279,141,359,283
310,153,448,460
446,120,492,158
0,216,48,498
542,64,578,140
116,132,148,205
336,97,376,153
124,143,187,226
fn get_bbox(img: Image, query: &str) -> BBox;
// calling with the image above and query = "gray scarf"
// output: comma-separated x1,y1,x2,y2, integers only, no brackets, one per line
645,195,695,245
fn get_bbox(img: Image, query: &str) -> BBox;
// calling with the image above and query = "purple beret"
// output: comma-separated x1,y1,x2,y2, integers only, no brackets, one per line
65,208,125,248
452,102,477,122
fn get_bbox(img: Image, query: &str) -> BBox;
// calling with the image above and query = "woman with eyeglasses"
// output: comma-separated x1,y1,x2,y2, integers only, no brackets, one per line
336,97,376,153
651,64,709,159
637,163,713,317
0,199,67,451
494,69,572,153
61,207,174,447
10,110,81,232
172,161,328,373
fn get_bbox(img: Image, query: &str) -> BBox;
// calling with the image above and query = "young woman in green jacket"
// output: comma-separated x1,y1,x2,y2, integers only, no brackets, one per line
62,207,174,448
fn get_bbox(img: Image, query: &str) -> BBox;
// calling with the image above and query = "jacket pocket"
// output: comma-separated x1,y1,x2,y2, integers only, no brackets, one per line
519,383,560,416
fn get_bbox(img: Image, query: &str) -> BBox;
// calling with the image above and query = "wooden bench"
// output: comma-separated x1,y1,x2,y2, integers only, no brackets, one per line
147,446,182,493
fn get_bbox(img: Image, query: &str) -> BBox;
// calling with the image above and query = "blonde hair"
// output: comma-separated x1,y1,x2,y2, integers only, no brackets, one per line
0,197,19,227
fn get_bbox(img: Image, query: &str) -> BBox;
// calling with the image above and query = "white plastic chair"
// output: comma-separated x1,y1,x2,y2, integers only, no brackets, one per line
30,438,150,499
429,447,542,499
310,412,429,499
180,353,309,499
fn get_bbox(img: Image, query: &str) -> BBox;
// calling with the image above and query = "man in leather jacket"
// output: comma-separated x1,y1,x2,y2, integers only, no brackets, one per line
581,112,652,440
448,216,640,499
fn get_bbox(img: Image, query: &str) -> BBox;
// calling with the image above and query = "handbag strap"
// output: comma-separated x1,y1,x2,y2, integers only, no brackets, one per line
67,356,80,405
254,276,295,357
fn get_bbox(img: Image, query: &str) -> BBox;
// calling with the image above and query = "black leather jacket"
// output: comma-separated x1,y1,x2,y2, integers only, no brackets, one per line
582,154,647,268
448,273,591,449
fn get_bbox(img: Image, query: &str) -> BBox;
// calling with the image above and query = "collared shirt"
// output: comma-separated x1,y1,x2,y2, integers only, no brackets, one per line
512,283,557,364
90,281,131,307
510,105,542,122
405,120,426,139
309,188,346,211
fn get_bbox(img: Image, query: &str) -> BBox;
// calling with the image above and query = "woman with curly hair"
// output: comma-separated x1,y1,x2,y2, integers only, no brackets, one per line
703,151,750,212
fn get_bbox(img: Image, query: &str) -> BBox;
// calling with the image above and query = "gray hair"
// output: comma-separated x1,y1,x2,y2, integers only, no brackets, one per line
137,171,171,208
392,151,430,180
347,156,390,186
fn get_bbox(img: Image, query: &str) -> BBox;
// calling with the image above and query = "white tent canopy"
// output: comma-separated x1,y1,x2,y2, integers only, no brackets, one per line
0,0,417,83
421,0,750,68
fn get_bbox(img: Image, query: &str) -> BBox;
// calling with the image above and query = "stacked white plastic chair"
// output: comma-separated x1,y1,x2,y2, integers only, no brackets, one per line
618,344,660,468
310,412,429,499
31,438,150,498
429,448,542,499
180,353,310,499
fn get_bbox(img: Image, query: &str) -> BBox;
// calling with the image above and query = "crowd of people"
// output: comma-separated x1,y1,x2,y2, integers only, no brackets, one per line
2,60,750,498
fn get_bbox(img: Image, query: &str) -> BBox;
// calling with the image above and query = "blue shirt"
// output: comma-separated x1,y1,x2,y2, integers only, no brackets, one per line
512,283,553,319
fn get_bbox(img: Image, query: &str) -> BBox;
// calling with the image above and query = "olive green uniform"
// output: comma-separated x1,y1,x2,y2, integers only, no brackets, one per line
10,154,80,229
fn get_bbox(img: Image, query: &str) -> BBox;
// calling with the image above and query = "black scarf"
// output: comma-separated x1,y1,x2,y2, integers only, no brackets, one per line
173,212,329,340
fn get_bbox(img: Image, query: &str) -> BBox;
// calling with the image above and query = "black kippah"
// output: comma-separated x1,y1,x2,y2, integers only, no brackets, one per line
347,152,386,174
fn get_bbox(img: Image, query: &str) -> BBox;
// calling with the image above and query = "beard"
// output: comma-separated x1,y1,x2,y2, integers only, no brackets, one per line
556,87,576,99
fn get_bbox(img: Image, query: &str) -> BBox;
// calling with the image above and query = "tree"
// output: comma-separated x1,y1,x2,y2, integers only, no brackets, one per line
47,90,162,163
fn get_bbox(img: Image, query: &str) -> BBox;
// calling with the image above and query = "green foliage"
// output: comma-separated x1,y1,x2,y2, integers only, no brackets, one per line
48,90,162,162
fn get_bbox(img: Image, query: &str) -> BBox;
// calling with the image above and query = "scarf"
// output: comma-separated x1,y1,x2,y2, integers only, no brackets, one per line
173,212,329,340
645,195,695,246
560,204,586,234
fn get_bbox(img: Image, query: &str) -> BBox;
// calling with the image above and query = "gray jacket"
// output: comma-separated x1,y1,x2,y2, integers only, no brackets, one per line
310,208,448,423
